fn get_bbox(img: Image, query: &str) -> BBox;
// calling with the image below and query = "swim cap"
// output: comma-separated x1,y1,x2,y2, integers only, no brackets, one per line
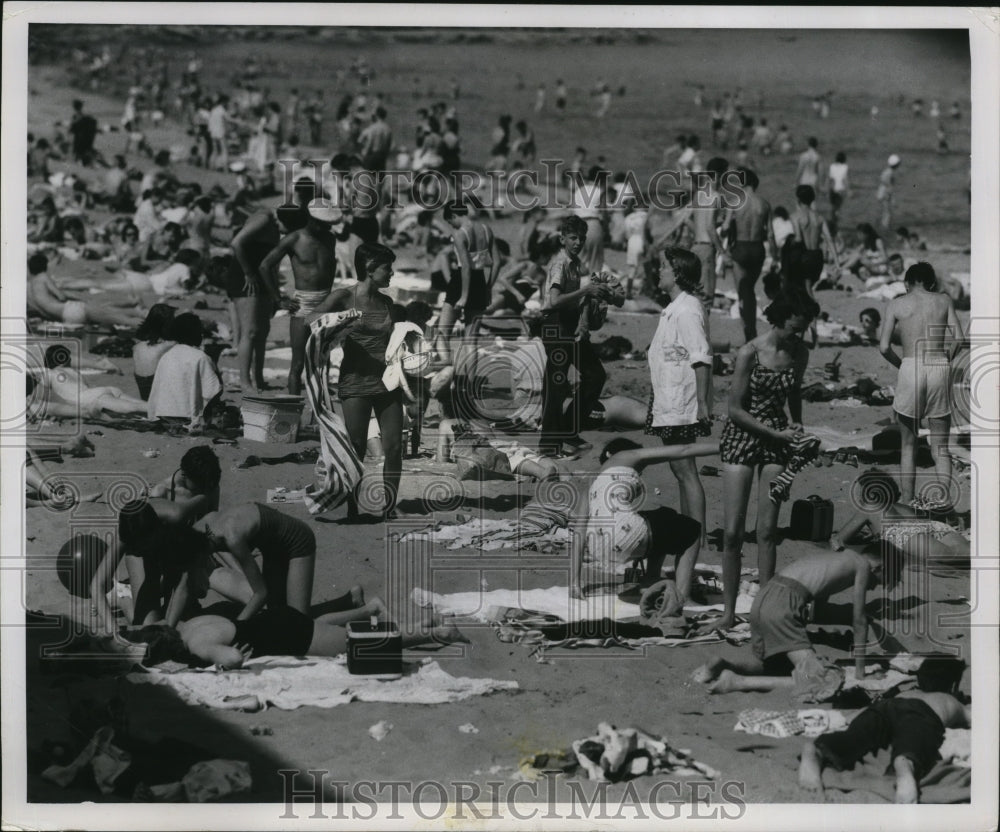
888,154,901,167
307,199,344,224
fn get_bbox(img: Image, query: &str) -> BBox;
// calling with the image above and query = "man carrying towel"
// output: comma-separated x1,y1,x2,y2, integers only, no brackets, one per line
261,200,343,395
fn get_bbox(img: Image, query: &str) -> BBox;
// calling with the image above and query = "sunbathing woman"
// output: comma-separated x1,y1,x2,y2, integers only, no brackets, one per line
569,437,719,607
131,597,468,670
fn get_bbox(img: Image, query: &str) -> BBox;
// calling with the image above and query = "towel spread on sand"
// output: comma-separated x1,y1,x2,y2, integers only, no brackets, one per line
127,656,518,712
302,311,364,514
734,708,852,739
399,508,570,552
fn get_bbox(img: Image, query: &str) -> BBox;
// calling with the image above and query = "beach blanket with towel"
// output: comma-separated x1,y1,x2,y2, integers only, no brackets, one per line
127,656,517,712
399,502,571,552
734,708,852,739
302,311,364,514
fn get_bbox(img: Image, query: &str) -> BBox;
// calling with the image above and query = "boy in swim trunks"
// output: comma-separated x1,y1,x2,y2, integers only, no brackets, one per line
799,687,969,802
722,167,775,341
880,262,963,507
693,547,899,697
260,200,343,395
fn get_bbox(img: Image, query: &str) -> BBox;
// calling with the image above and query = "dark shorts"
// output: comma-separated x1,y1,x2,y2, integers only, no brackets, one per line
814,697,946,780
749,574,813,661
731,240,766,276
349,215,380,244
830,191,844,210
799,249,825,284
642,506,701,556
444,268,489,315
233,607,315,657
225,260,249,299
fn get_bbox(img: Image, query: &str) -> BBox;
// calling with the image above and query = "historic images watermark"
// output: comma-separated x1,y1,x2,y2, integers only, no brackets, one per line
278,770,748,821
274,159,752,214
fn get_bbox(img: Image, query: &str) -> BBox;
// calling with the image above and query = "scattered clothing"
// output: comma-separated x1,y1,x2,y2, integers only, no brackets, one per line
570,723,719,782
734,708,850,739
182,760,252,803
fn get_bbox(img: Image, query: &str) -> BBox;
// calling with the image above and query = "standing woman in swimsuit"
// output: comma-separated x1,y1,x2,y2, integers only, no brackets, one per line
308,242,402,519
716,292,817,632
436,201,499,362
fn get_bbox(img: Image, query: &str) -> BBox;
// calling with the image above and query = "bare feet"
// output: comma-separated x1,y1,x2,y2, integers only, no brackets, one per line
707,668,738,694
893,756,919,804
798,740,825,794
692,658,726,684
350,585,365,608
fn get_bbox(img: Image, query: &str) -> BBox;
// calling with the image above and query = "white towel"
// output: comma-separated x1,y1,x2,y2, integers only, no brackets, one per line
128,656,518,712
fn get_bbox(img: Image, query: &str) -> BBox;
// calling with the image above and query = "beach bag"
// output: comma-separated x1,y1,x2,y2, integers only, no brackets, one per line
789,495,835,541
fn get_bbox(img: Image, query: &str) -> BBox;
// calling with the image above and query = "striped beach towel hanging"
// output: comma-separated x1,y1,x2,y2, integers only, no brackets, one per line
302,310,364,514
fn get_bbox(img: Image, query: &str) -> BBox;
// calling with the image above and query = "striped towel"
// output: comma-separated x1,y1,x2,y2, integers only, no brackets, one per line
302,311,364,515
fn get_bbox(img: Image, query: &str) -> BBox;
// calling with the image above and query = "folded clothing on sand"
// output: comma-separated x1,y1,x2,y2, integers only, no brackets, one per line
734,708,851,739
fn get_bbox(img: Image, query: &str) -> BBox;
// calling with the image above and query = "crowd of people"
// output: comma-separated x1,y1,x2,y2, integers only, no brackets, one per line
22,51,974,806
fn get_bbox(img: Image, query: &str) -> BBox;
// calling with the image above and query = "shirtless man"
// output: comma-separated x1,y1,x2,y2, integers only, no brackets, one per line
27,254,146,328
879,262,963,506
789,185,840,302
260,200,341,395
689,156,731,308
795,137,822,188
231,189,312,393
878,154,901,232
723,167,775,341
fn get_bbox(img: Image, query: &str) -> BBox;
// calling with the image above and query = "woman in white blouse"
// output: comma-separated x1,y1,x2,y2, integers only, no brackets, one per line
645,247,713,546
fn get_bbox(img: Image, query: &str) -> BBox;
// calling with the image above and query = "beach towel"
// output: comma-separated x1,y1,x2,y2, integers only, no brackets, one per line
127,656,517,712
399,510,571,552
734,708,851,739
302,311,365,514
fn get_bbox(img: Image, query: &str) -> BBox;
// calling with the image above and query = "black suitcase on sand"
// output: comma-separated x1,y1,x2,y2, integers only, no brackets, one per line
790,495,835,541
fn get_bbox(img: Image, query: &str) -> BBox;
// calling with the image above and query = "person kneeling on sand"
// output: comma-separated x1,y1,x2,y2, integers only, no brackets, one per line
146,313,222,429
693,546,901,698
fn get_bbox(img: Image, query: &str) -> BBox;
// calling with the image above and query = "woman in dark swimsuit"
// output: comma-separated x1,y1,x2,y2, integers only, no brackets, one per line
310,242,402,520
715,293,817,632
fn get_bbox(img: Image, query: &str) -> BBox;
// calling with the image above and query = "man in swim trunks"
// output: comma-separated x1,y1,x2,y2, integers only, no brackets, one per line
230,184,313,393
880,262,964,506
260,200,342,395
27,254,146,327
789,184,840,301
689,156,731,309
723,167,775,341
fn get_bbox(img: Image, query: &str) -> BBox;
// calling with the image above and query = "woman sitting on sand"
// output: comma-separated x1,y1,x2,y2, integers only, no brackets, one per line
132,303,176,400
146,312,222,428
569,437,719,607
841,223,889,278
833,469,970,571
